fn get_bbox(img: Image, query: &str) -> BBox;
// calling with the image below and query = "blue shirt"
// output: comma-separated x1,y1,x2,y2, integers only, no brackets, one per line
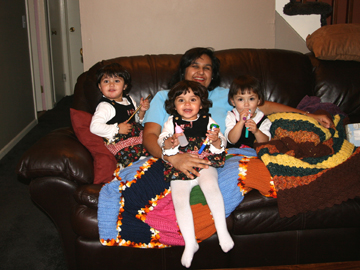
143,86,233,134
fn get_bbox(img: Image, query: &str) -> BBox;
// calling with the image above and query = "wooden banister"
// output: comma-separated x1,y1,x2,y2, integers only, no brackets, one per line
290,0,358,25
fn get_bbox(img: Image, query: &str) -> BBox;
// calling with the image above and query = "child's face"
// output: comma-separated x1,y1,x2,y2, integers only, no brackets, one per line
98,75,126,102
174,89,202,121
230,89,260,115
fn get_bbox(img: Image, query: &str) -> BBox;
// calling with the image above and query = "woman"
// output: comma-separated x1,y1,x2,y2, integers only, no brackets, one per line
143,47,332,179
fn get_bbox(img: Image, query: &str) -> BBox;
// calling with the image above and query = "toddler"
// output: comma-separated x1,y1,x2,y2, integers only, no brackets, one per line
225,75,271,148
90,63,150,168
158,80,233,268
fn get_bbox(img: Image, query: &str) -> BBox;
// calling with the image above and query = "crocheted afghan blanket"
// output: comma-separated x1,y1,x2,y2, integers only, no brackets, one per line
254,112,360,218
98,148,256,248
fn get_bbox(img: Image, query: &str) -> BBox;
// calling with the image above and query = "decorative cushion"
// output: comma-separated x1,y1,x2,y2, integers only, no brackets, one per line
306,23,360,62
70,108,117,184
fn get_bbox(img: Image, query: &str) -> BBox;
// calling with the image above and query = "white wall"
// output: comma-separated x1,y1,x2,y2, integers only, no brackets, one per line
79,0,276,70
275,12,309,53
274,0,323,54
275,0,321,40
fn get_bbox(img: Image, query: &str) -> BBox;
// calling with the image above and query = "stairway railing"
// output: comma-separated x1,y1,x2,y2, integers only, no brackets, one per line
300,0,358,25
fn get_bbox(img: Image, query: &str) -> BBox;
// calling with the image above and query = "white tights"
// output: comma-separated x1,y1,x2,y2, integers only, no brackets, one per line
171,167,234,268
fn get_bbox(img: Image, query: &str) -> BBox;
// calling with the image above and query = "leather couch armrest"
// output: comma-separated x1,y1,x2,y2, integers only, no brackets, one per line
74,184,102,209
17,127,94,185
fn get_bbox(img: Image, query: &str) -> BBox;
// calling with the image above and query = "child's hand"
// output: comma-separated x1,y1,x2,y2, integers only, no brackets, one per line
207,127,221,149
207,127,219,143
140,97,150,112
138,97,150,120
118,121,132,134
239,110,251,124
172,134,180,148
245,119,258,134
163,135,179,149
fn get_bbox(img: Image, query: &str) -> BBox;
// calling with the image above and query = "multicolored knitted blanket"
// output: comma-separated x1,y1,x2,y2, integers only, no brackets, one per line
254,112,360,218
98,148,256,248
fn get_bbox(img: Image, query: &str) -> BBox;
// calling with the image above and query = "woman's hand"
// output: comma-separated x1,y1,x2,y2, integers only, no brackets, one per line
309,113,333,128
118,121,132,134
143,122,163,157
166,153,211,179
144,122,211,179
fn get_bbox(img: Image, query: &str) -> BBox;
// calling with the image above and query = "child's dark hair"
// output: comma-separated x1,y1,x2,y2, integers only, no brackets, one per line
167,47,221,91
96,63,132,94
165,80,212,115
228,75,264,106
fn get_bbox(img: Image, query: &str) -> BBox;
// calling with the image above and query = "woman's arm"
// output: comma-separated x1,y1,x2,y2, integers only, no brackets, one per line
259,101,332,128
143,122,163,158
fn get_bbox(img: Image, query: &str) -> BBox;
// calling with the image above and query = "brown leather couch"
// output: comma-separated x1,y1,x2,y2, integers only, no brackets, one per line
17,49,360,270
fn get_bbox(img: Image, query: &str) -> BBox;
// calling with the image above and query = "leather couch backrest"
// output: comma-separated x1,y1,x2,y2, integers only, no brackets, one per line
72,54,181,114
72,49,314,115
215,49,314,108
309,55,360,123
72,48,360,123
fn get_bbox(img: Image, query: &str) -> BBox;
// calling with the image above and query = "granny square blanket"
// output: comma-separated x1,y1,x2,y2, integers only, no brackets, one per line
98,148,257,248
254,112,360,218
97,112,360,247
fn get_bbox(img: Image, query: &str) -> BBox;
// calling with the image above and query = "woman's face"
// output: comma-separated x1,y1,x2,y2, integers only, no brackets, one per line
184,54,213,89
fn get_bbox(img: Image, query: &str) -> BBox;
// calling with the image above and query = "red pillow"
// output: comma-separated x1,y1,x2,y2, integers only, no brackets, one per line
70,108,117,184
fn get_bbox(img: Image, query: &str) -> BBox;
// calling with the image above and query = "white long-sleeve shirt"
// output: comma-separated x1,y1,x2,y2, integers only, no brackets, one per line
158,115,227,156
90,96,142,142
224,107,272,144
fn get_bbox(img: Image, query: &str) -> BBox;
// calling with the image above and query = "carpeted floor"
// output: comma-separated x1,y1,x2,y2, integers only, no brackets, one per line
0,96,73,270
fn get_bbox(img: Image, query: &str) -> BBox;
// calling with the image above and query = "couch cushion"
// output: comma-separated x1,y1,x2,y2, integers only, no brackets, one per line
307,54,360,124
306,23,360,62
70,108,117,184
232,191,360,235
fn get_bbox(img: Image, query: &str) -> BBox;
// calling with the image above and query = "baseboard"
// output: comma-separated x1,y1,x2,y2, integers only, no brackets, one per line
0,119,38,160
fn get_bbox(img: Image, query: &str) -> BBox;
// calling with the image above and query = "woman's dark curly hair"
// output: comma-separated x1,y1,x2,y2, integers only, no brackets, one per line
165,80,212,116
228,75,265,106
168,47,220,91
96,63,132,95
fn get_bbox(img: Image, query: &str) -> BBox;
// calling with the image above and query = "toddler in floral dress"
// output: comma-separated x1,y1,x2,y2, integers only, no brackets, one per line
158,80,233,268
90,63,150,168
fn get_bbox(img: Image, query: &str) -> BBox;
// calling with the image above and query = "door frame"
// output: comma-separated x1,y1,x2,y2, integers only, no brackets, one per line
47,0,73,104
26,0,54,112
26,0,80,112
